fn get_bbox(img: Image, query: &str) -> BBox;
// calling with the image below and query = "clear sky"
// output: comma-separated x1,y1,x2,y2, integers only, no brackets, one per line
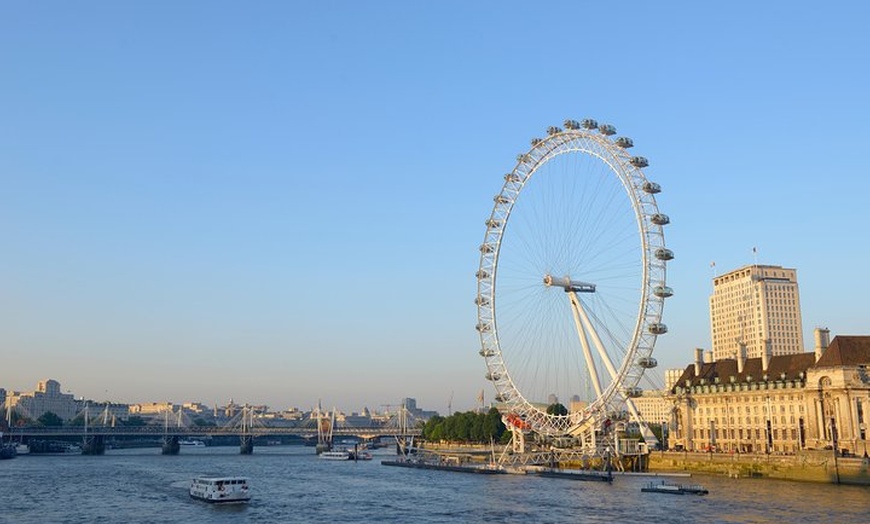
3,2,868,414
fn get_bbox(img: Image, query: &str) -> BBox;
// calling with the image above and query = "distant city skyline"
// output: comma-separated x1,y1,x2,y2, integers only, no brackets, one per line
3,2,869,413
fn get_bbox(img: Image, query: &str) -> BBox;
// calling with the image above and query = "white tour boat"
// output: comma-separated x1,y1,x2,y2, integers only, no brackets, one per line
319,449,351,460
179,439,206,447
189,476,251,504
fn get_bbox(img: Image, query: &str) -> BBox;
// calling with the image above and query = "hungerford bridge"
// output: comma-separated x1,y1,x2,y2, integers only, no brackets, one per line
4,404,421,455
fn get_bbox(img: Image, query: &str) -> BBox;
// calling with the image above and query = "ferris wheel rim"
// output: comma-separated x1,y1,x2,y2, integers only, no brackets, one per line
475,120,670,437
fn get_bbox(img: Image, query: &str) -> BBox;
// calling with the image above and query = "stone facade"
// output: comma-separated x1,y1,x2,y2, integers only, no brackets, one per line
669,336,870,456
631,391,672,426
4,379,79,421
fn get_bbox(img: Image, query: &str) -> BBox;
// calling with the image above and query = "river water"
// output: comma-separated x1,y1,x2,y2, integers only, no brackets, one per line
1,446,866,523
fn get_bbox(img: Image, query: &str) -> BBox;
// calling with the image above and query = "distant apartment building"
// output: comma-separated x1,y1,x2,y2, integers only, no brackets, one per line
338,408,376,428
665,369,684,392
710,264,804,361
4,379,79,421
402,398,439,420
631,391,672,427
82,401,131,424
182,402,209,415
669,332,869,455
129,401,175,416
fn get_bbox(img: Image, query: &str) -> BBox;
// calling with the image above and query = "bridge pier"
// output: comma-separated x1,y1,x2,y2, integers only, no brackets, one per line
396,435,416,456
240,435,254,455
162,435,180,455
82,434,106,455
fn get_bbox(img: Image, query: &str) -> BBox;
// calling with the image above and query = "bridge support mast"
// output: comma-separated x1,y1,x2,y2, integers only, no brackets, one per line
162,435,180,455
82,434,106,455
239,405,254,455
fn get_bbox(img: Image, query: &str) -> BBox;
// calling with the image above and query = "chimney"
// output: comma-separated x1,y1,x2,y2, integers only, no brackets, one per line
762,339,772,373
814,327,830,363
694,348,704,376
704,351,713,364
737,343,746,374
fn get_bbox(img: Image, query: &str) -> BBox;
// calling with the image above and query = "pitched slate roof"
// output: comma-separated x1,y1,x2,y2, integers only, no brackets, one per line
814,336,870,367
670,336,870,392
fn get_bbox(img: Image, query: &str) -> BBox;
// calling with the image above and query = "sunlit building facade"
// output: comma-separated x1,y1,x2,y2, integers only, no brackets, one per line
670,334,869,455
4,379,79,421
710,265,803,361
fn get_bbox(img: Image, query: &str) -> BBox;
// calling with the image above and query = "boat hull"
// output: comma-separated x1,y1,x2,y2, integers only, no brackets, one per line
381,460,504,474
189,494,251,504
535,469,613,482
642,482,708,495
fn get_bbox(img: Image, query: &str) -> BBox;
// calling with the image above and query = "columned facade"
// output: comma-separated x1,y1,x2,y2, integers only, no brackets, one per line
670,336,869,456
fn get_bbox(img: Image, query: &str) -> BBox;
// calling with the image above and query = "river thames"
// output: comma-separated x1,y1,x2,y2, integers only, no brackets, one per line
1,446,866,523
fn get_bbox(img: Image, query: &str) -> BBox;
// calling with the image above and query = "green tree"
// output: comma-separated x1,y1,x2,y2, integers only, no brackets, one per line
442,416,458,441
428,423,445,442
422,415,444,441
422,409,509,444
546,403,568,416
483,407,506,441
37,411,64,427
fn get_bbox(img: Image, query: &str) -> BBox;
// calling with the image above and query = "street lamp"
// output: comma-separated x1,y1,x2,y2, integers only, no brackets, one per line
765,394,772,455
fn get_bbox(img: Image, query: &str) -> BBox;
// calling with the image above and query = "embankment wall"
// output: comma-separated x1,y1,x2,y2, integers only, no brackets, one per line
649,451,870,486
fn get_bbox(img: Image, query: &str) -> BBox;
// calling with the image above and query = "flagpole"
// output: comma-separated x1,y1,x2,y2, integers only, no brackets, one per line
710,261,716,291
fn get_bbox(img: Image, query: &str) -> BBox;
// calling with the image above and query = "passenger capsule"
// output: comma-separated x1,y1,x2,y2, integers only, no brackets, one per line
655,248,674,261
476,322,491,332
581,118,599,130
653,285,674,298
479,348,496,357
476,270,489,279
485,219,503,228
546,126,562,135
530,138,542,146
638,357,658,369
485,372,501,381
474,296,490,306
494,195,512,204
599,124,616,135
504,173,521,183
563,119,580,130
615,136,634,148
480,244,494,254
516,154,528,162
629,156,649,168
624,387,643,398
648,323,668,335
650,214,670,225
495,394,507,402
642,181,661,194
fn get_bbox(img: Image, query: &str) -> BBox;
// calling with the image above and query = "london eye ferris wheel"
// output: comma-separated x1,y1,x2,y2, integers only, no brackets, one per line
475,118,672,438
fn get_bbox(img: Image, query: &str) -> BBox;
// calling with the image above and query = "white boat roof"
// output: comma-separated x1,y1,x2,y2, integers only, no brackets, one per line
193,476,249,482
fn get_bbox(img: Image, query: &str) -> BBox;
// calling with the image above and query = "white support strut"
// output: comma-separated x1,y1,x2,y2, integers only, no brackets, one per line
567,291,603,398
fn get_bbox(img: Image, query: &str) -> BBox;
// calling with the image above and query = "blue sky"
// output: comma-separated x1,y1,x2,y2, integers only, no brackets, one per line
2,2,868,414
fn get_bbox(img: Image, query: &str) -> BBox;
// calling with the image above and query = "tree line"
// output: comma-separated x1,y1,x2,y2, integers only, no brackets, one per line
420,408,508,443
